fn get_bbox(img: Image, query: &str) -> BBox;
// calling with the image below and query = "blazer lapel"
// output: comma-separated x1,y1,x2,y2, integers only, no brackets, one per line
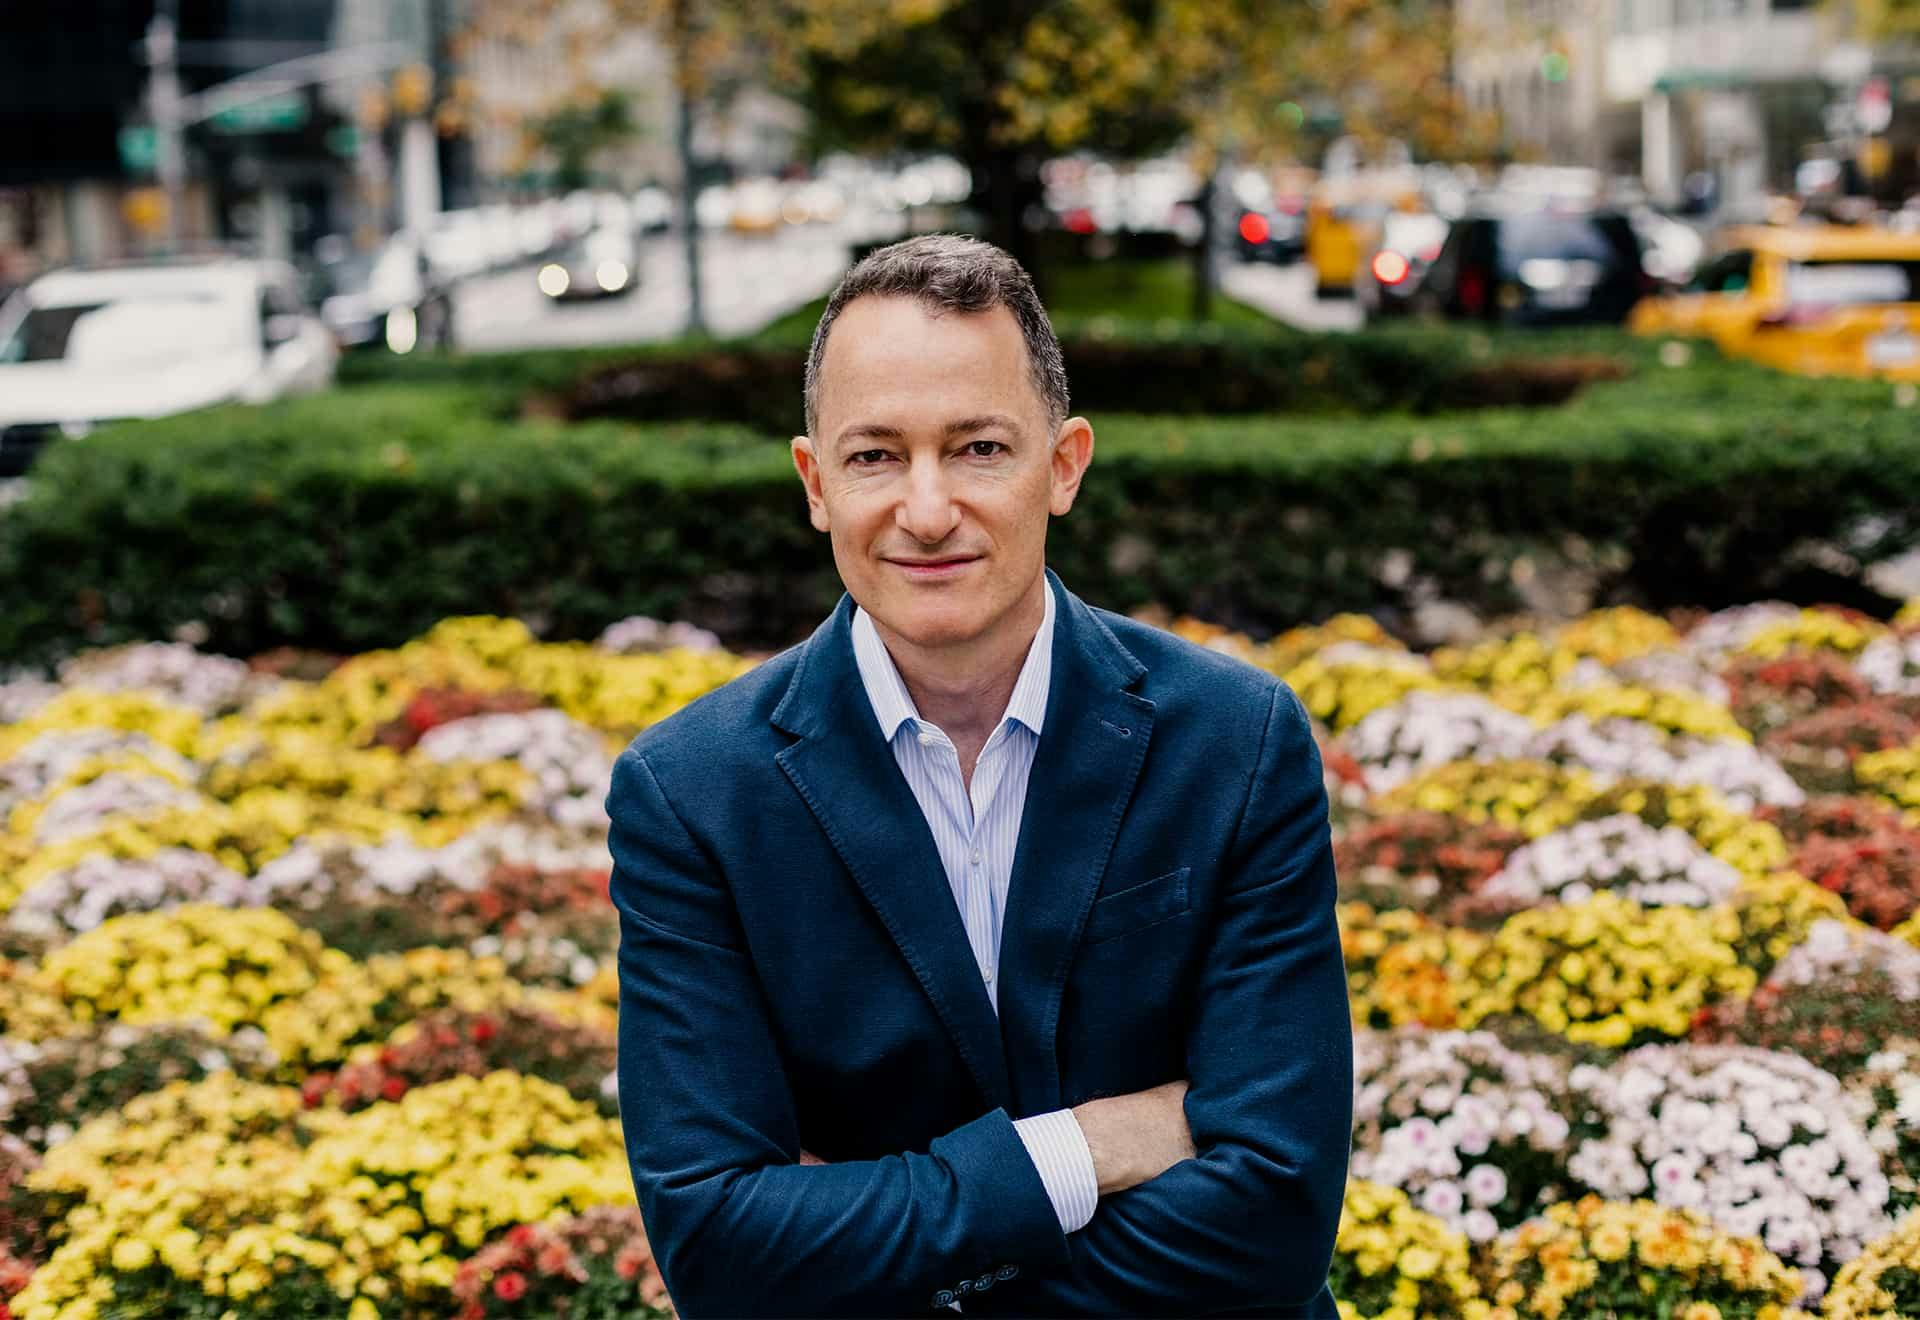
771,597,1014,1113
997,570,1155,1116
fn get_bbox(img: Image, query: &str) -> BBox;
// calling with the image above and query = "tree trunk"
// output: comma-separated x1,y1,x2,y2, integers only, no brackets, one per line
969,143,1048,296
1191,169,1216,322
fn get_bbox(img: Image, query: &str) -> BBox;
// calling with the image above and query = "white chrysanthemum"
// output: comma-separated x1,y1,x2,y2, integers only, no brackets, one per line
0,672,60,723
1342,691,1533,791
55,640,280,715
597,615,722,654
1569,1043,1891,1268
7,847,263,942
1767,919,1920,1003
1560,652,1733,706
255,819,612,911
415,708,613,827
0,1039,36,1128
1683,602,1803,664
1521,715,1804,811
1856,633,1920,696
1480,813,1744,908
1312,641,1434,673
1352,1029,1580,1237
0,728,199,820
26,770,207,845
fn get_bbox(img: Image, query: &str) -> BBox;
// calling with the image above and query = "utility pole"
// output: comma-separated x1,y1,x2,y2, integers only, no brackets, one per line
670,0,704,336
145,0,187,247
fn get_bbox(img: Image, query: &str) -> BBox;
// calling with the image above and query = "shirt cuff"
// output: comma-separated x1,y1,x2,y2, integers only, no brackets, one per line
1012,1108,1100,1234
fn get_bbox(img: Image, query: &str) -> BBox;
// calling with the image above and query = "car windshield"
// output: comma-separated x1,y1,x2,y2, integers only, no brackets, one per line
0,294,250,366
1785,260,1920,306
1498,213,1634,273
1383,214,1449,257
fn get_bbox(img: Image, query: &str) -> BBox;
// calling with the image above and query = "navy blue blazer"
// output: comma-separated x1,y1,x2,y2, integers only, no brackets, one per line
607,568,1353,1317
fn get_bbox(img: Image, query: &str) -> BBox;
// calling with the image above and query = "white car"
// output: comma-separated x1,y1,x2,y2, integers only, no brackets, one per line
0,257,337,474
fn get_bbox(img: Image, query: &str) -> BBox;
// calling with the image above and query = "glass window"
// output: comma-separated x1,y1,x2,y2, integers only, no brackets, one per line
1785,260,1920,306
0,302,104,363
1692,249,1754,293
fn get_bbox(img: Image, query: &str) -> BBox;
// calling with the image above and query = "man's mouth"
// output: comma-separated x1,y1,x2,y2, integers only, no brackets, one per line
887,555,980,577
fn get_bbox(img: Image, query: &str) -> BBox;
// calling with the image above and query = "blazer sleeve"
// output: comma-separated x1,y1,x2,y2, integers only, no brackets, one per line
1000,681,1354,1316
605,747,1073,1319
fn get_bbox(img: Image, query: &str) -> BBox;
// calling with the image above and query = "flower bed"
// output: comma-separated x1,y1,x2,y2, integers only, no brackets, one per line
5,598,1920,1316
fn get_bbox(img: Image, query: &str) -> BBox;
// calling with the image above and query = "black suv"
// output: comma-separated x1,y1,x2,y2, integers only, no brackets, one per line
1418,208,1651,325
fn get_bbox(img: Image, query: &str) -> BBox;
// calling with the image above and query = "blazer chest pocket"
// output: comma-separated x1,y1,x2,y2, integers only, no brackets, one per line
1083,867,1191,945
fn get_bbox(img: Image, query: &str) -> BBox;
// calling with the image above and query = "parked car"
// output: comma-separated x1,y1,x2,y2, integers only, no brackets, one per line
1629,224,1920,380
1234,205,1305,263
306,232,453,354
1305,174,1423,298
536,226,639,301
1355,211,1451,320
0,256,337,474
1416,207,1650,326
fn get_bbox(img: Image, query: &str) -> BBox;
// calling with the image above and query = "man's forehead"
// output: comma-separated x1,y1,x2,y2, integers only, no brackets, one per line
816,296,1039,429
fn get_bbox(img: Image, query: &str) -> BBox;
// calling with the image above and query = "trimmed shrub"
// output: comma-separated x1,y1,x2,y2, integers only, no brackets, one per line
3,375,1918,663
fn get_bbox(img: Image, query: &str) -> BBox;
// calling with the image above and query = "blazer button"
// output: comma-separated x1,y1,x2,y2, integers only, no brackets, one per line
932,1289,955,1307
975,1273,995,1291
996,1264,1019,1281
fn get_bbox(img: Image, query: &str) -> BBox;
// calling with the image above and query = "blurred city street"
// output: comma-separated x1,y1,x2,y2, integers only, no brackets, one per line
450,226,866,350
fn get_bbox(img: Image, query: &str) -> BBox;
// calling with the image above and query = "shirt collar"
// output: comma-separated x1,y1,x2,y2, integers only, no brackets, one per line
851,580,1055,743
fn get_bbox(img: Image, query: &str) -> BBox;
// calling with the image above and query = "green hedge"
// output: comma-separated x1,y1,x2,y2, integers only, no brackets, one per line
338,320,1637,437
2,348,1914,666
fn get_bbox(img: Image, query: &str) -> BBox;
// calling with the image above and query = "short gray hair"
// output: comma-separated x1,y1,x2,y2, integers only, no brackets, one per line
803,233,1070,441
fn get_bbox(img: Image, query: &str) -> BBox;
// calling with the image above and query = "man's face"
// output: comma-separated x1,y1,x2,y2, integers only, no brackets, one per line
793,295,1092,654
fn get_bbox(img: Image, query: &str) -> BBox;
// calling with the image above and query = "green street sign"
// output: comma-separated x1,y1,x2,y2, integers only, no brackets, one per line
118,124,157,173
209,92,308,135
324,124,360,157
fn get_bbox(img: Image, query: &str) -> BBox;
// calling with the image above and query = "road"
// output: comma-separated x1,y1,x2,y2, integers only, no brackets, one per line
1219,259,1364,332
452,227,874,352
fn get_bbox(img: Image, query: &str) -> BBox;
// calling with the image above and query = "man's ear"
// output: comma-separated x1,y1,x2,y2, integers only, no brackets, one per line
792,436,831,533
1047,417,1094,517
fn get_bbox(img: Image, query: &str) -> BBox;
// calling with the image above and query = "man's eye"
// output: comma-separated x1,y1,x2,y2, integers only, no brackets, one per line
965,440,1006,458
849,449,889,466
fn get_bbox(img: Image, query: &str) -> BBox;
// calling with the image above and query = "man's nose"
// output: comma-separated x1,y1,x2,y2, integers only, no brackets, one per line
896,458,961,543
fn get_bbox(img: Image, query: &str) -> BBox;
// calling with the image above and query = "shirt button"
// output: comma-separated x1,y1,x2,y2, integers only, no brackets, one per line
970,849,981,865
917,731,937,747
982,965,994,982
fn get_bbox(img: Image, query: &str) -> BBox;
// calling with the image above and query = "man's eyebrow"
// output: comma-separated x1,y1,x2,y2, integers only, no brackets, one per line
833,414,1024,453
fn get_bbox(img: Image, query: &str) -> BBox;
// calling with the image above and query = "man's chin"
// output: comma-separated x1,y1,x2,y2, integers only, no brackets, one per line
866,596,989,652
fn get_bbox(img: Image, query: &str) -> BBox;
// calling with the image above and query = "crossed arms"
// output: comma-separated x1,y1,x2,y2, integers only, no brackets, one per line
607,684,1353,1317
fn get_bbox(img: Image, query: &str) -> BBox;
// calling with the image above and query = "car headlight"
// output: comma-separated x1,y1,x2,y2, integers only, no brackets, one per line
538,264,570,297
595,260,629,292
385,305,418,354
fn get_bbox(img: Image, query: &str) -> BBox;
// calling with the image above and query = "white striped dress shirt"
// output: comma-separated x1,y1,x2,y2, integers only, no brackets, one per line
851,585,1101,1239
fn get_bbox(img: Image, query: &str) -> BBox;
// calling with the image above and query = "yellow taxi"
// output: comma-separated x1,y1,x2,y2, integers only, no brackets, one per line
1305,176,1423,298
1629,224,1920,380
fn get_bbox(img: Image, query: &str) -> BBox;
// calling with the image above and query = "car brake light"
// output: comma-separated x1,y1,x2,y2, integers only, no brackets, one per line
1460,266,1486,314
1239,213,1271,245
1371,250,1411,286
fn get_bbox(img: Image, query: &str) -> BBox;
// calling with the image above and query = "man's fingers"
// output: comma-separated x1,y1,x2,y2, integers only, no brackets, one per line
798,1148,827,1165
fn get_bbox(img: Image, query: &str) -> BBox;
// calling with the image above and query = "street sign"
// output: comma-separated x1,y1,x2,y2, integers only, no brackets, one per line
117,125,157,173
208,91,308,134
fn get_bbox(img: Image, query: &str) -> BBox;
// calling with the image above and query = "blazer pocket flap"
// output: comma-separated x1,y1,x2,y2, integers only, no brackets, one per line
1083,867,1191,945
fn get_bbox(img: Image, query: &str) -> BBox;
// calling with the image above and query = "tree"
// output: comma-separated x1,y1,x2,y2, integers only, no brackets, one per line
534,88,638,191
755,0,1493,304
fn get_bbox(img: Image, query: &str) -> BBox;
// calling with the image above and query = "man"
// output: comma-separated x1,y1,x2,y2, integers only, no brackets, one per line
606,234,1352,1317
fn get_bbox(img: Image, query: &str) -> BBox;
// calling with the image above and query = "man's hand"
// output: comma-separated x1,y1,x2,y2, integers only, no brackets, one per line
798,1148,827,1165
1071,1080,1196,1196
